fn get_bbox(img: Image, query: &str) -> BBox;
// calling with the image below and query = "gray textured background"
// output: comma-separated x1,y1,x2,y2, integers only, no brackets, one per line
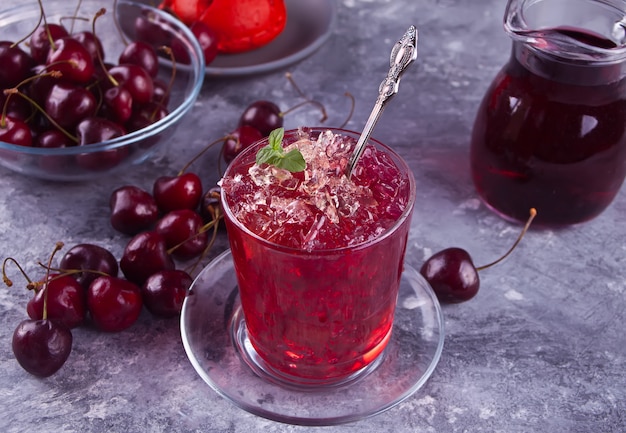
1,0,625,432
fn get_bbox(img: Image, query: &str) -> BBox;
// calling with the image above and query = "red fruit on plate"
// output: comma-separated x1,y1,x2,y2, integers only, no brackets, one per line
87,276,143,332
161,0,214,25
199,0,287,53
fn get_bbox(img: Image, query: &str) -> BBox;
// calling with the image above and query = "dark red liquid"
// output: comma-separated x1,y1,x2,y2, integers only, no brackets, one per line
471,28,626,225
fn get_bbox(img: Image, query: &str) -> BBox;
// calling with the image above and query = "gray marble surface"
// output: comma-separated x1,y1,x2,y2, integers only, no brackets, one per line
1,0,625,432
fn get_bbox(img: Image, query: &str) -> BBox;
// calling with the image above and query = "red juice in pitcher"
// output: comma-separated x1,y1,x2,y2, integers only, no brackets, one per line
470,0,626,226
220,128,415,383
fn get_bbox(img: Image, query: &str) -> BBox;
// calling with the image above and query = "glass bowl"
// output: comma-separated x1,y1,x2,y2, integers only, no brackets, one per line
0,0,205,181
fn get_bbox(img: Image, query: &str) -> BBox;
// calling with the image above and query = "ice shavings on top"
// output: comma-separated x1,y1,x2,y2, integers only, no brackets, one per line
222,129,410,250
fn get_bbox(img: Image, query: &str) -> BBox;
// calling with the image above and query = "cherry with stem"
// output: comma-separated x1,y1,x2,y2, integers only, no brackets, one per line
420,208,537,304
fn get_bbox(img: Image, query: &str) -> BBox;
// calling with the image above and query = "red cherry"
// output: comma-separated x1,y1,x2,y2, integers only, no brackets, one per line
420,248,479,303
101,86,134,124
420,209,537,304
71,31,104,63
45,82,97,129
87,276,143,332
119,41,159,78
59,244,119,291
29,24,69,64
12,319,72,377
109,185,160,235
238,100,283,137
108,64,154,105
0,116,33,146
155,209,208,260
153,172,203,212
75,117,129,171
222,125,263,163
120,231,175,286
46,37,95,83
0,41,35,88
26,274,87,329
141,269,192,317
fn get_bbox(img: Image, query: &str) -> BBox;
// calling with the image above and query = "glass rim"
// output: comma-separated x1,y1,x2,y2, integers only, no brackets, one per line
220,127,417,255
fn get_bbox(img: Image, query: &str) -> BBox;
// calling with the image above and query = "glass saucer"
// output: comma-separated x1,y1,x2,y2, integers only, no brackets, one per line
204,0,337,77
180,249,445,426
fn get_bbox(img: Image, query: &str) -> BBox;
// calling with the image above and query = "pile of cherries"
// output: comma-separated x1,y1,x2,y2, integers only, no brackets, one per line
0,1,206,163
5,93,302,378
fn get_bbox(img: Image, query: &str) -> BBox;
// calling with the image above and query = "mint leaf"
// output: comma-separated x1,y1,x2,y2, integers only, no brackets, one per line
275,149,306,172
255,127,306,172
268,127,284,151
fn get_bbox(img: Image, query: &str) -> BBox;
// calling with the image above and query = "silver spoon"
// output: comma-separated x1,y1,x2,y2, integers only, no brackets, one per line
345,25,419,178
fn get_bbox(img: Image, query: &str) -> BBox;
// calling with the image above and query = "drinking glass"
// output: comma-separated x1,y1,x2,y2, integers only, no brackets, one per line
220,127,416,387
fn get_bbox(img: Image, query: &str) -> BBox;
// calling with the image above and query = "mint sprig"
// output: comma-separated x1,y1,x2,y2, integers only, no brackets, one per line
255,128,306,172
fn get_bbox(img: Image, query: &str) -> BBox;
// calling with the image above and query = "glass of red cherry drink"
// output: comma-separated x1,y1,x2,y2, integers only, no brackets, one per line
220,127,416,387
470,0,626,226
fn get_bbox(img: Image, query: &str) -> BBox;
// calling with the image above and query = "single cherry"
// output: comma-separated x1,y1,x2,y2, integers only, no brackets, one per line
9,242,73,377
238,100,283,137
108,64,154,105
141,269,192,317
118,41,159,78
26,274,87,329
59,243,119,291
155,209,208,260
87,276,143,332
46,37,95,84
0,41,35,88
71,31,104,63
0,116,33,146
12,319,72,377
45,82,97,129
120,231,175,286
199,185,223,225
29,24,69,64
109,185,160,235
153,172,203,212
420,209,537,303
222,125,263,163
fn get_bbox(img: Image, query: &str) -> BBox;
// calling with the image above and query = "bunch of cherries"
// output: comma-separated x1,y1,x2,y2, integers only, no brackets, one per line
4,91,312,378
5,168,223,377
0,0,213,166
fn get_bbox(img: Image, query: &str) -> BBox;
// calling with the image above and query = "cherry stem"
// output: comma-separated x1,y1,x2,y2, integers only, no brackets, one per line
179,135,229,176
9,88,79,144
165,214,223,256
338,91,356,129
2,257,34,288
284,72,328,122
71,0,85,34
42,242,64,320
37,262,111,280
112,0,129,46
476,208,537,271
185,215,222,275
11,0,46,49
153,46,176,121
92,8,120,88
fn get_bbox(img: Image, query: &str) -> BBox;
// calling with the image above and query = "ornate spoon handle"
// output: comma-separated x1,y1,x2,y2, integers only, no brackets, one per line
346,25,418,178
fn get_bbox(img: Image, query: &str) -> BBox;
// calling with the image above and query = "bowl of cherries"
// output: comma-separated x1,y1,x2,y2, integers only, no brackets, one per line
0,0,205,181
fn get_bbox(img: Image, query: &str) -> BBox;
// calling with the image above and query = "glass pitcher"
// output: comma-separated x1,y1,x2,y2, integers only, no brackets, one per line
470,0,626,226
